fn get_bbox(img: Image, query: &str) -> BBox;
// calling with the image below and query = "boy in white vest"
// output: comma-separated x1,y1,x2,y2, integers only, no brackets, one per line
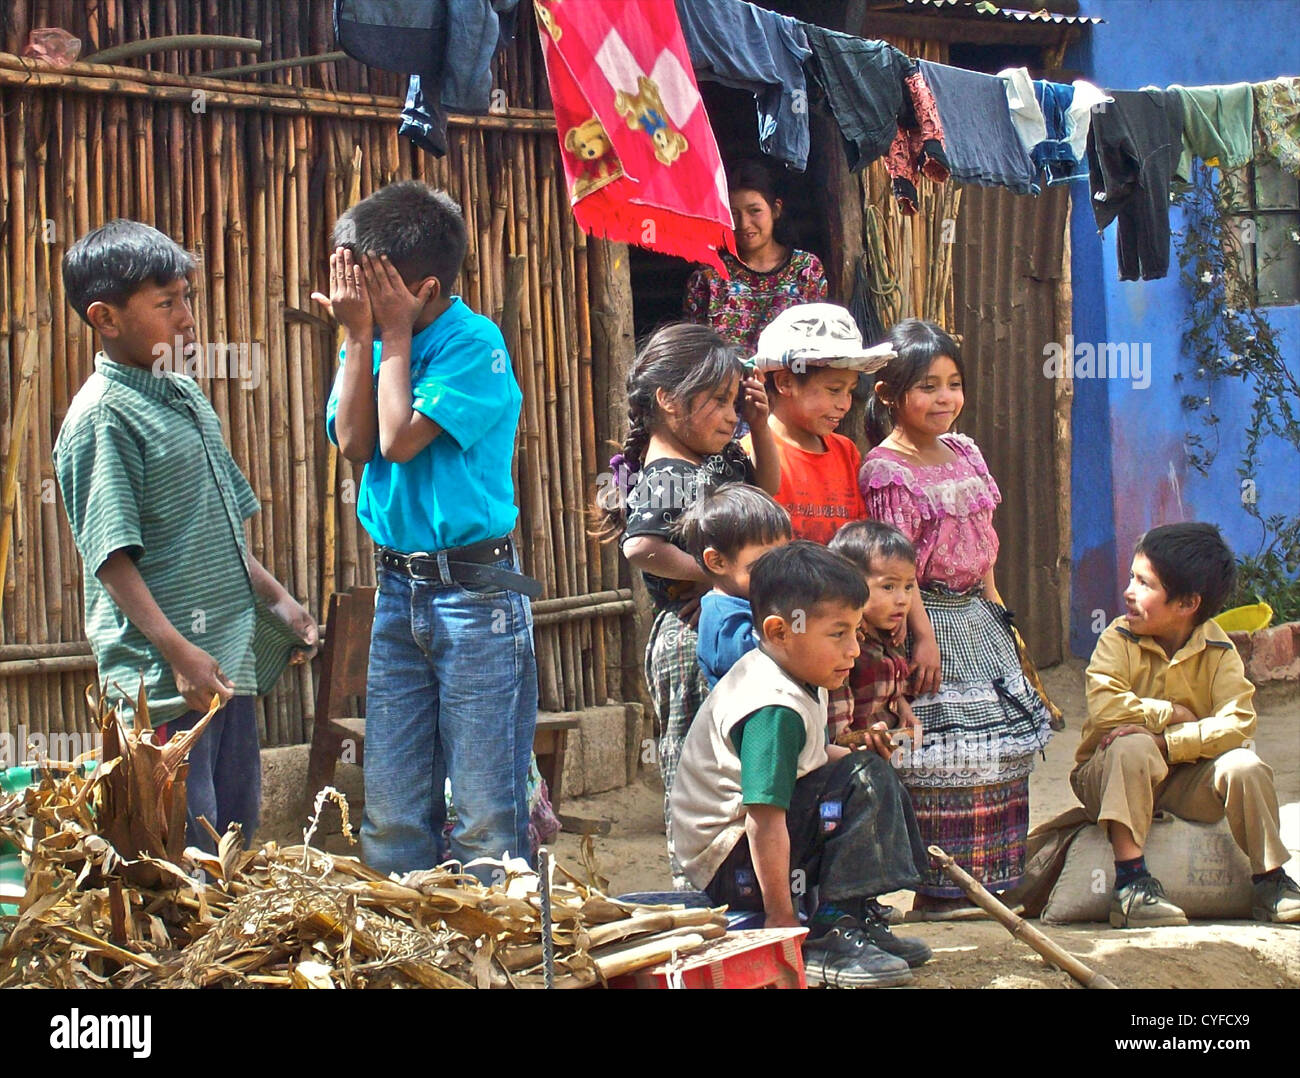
670,541,932,988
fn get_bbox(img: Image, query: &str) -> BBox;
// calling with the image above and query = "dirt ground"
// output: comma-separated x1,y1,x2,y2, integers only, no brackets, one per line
554,659,1300,989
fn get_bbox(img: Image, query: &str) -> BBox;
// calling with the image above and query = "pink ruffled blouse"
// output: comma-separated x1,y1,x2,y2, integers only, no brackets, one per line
858,433,1001,591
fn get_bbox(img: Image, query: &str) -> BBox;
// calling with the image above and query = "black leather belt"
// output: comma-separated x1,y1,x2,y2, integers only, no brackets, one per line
377,537,543,599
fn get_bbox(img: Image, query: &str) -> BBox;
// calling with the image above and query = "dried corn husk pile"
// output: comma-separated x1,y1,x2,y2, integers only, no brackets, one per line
0,690,726,988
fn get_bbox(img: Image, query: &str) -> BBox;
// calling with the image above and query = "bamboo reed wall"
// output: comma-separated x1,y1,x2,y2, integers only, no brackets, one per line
0,1,637,751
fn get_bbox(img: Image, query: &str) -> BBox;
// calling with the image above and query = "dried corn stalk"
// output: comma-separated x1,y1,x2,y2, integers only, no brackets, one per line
0,688,726,988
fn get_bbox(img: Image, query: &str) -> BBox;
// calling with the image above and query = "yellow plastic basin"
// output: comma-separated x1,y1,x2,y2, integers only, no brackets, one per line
1213,602,1274,633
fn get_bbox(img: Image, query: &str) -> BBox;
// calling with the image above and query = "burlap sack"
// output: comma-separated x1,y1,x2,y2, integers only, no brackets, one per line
1041,812,1254,924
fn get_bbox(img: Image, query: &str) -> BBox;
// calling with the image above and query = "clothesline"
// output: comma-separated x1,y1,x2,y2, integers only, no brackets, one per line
669,0,1298,283
333,0,1300,282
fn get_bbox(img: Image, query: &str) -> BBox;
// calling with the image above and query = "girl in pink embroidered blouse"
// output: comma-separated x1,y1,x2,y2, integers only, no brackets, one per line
857,319,1052,903
857,320,1005,695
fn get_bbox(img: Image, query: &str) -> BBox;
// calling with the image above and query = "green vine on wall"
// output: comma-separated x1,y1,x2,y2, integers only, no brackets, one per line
1172,161,1300,622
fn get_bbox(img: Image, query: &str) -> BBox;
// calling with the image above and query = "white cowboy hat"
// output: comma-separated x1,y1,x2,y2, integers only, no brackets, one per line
749,303,895,374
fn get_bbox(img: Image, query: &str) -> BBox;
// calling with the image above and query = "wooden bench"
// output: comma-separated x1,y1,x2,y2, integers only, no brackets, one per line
306,587,581,809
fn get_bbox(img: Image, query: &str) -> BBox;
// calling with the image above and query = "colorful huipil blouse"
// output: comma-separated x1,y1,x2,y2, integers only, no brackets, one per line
683,248,828,355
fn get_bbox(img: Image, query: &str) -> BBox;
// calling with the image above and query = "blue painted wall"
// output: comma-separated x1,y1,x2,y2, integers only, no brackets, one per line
1066,0,1300,655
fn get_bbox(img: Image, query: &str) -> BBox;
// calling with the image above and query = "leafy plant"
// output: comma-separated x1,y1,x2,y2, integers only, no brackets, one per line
1172,162,1300,623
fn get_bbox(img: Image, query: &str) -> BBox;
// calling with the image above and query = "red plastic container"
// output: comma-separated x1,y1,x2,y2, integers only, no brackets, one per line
607,928,809,989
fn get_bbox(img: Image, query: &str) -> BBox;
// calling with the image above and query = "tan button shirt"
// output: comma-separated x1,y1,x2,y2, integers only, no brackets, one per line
1079,617,1256,766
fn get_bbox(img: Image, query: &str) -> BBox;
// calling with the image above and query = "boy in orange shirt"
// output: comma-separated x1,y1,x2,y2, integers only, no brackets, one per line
747,304,893,544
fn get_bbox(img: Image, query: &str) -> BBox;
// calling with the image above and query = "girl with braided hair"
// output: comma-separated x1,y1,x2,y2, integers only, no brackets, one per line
596,323,779,880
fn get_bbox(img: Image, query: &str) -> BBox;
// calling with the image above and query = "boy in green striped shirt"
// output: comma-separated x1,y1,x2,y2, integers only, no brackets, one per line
53,220,318,852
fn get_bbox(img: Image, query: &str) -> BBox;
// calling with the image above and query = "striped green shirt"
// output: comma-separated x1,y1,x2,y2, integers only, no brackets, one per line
53,354,300,725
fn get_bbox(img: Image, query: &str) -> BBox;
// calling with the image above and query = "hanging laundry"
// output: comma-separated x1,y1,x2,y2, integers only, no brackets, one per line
334,0,520,157
1086,89,1185,281
1034,81,1089,185
885,66,950,215
1252,76,1300,178
802,25,907,170
400,81,450,157
918,60,1037,195
1001,69,1097,187
674,0,811,171
1063,80,1113,171
1170,83,1255,181
1001,67,1048,159
535,0,734,272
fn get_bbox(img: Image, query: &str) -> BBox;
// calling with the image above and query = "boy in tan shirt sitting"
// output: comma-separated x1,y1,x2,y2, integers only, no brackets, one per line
1076,523,1298,927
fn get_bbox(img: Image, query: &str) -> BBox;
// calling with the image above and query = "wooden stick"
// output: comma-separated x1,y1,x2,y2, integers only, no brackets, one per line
322,144,362,610
0,292,40,628
204,51,346,79
0,60,557,127
83,34,262,65
929,845,1118,989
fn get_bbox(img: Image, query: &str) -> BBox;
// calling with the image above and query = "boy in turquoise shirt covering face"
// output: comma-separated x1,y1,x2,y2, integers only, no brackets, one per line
320,182,538,879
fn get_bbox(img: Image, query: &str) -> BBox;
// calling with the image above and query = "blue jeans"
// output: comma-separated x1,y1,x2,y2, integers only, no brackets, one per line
362,556,538,880
162,695,262,853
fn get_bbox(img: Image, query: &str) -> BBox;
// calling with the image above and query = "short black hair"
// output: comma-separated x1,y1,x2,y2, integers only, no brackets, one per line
749,541,868,625
830,519,917,575
672,483,792,571
62,219,195,321
1134,522,1236,624
333,180,467,292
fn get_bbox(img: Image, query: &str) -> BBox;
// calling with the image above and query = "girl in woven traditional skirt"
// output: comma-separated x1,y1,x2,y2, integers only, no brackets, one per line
596,323,780,880
859,318,1053,914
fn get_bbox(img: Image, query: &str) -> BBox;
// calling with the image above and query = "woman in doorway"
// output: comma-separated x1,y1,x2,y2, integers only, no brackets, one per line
683,159,829,354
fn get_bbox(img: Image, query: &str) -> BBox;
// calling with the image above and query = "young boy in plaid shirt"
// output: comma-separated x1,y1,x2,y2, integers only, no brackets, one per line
827,520,923,755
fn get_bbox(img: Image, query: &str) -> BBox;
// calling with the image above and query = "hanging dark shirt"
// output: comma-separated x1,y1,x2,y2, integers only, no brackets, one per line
334,0,519,156
1086,88,1185,281
803,25,910,171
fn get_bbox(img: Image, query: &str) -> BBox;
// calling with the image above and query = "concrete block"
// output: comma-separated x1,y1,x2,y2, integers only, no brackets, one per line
624,702,644,784
560,720,587,800
255,743,364,847
558,704,631,798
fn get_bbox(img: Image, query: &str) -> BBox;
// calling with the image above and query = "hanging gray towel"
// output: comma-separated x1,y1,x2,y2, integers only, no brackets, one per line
917,60,1037,195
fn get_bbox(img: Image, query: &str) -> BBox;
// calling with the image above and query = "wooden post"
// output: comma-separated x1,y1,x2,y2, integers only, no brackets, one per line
587,238,648,714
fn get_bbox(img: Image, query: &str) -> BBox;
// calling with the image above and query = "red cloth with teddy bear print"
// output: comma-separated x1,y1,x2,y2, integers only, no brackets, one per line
535,0,735,273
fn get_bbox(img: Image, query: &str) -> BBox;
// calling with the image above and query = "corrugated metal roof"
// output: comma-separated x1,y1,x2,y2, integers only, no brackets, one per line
883,0,1103,25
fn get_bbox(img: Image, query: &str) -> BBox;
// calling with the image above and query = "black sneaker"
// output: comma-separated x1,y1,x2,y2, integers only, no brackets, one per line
865,897,904,925
861,903,933,967
802,917,913,988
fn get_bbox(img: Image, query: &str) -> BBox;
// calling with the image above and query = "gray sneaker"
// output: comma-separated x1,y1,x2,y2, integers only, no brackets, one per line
1110,874,1188,929
1252,871,1300,924
802,917,913,988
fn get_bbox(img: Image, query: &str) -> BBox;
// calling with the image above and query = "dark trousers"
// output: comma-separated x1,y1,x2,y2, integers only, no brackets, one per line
161,695,262,853
706,752,928,911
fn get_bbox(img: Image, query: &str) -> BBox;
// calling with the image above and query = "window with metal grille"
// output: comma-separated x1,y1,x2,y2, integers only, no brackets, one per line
1222,159,1300,308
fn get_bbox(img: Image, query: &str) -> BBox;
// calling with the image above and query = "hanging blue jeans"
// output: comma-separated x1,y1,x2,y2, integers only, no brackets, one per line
361,557,538,881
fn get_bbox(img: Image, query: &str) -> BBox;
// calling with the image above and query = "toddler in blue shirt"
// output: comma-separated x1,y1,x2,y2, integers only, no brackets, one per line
674,483,792,689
